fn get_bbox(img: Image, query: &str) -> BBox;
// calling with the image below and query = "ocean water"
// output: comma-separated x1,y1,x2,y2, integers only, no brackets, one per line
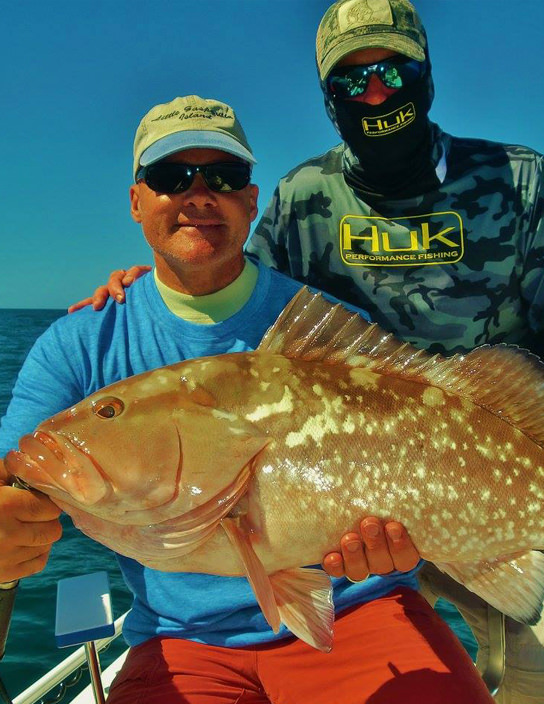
0,310,132,701
0,309,477,701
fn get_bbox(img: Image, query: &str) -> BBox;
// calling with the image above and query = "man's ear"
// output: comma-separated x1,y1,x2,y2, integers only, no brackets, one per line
249,184,259,223
129,184,142,223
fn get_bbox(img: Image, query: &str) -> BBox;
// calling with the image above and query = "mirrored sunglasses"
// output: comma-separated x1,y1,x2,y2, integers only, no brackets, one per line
327,56,426,100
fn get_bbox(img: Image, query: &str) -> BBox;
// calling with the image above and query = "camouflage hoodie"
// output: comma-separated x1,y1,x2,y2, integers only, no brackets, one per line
246,126,544,356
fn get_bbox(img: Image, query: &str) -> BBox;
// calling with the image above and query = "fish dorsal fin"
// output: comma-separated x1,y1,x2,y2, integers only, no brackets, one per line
422,345,544,448
259,288,544,447
258,286,434,366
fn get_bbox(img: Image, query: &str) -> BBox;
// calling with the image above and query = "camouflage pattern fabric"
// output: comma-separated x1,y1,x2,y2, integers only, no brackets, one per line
316,0,426,80
247,124,544,358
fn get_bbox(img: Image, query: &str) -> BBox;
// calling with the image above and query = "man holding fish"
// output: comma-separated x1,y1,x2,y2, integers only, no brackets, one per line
0,95,497,702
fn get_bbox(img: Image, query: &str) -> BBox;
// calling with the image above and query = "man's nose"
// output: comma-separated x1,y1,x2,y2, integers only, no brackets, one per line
179,173,217,206
360,73,396,105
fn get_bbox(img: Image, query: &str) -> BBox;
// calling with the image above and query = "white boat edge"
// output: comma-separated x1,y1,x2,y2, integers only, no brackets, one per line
13,613,128,704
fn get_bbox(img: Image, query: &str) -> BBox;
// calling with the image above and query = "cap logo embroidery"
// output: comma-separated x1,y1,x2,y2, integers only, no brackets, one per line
150,106,233,123
150,110,181,121
338,0,393,32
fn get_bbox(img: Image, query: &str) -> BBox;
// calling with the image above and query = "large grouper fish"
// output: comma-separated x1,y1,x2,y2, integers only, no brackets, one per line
6,288,544,651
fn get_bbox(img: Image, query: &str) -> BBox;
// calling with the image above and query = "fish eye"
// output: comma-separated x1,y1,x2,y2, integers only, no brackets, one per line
92,396,125,419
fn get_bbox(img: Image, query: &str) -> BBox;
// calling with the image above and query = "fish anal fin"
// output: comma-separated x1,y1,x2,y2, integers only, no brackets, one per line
221,517,281,633
435,551,544,625
269,567,334,652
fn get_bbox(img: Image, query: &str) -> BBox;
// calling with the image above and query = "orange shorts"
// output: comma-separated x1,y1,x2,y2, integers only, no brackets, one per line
107,587,493,704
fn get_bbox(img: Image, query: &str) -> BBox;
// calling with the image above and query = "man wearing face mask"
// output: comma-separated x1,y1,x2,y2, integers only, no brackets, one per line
247,2,544,702
248,0,543,360
324,46,436,199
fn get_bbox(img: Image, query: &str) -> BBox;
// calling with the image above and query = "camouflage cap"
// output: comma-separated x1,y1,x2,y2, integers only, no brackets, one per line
316,0,426,81
133,95,256,179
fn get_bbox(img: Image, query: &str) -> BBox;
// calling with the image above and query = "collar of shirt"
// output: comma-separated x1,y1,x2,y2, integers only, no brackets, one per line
154,258,259,324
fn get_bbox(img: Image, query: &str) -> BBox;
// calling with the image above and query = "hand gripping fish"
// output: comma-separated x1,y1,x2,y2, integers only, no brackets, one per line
6,288,544,652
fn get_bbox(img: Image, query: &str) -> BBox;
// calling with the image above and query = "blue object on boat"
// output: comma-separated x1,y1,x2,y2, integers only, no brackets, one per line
55,571,115,647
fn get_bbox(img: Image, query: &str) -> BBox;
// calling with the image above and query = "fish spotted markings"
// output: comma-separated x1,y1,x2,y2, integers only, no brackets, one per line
422,387,446,407
245,385,294,422
348,368,380,389
284,390,346,448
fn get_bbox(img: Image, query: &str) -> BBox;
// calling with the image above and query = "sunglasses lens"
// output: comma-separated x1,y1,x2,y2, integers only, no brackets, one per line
394,58,424,86
204,163,251,192
381,66,403,89
328,68,369,98
143,164,193,193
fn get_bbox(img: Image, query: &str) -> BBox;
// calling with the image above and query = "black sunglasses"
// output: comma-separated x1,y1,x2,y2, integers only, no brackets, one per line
327,56,426,100
136,161,252,194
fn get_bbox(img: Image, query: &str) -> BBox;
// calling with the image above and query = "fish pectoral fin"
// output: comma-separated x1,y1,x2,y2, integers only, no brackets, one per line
269,568,334,652
434,550,544,625
221,517,281,633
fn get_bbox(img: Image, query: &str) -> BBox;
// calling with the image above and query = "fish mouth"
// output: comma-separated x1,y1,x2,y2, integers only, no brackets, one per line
6,430,109,506
33,430,66,460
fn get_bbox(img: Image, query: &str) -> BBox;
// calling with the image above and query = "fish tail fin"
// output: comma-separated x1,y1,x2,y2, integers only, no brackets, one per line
269,568,334,652
435,550,544,625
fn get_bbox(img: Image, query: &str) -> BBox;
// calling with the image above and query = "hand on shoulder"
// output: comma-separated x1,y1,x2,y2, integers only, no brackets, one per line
68,266,151,313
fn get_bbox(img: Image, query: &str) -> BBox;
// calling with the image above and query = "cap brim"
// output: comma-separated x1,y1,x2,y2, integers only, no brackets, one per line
140,130,257,168
319,32,425,80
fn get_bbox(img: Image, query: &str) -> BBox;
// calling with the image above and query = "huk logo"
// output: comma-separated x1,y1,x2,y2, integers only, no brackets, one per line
340,212,464,267
362,103,415,137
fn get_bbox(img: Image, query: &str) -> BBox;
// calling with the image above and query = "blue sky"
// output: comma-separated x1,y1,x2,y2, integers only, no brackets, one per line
1,0,543,309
